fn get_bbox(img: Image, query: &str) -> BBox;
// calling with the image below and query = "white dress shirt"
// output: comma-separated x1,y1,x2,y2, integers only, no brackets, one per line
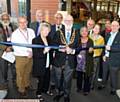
105,32,117,57
65,30,71,44
56,24,62,31
11,28,35,56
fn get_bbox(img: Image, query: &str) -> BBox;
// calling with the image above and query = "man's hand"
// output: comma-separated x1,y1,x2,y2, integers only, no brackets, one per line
88,47,93,53
106,45,111,51
66,46,73,54
59,45,66,52
103,56,106,62
27,50,32,58
5,47,12,52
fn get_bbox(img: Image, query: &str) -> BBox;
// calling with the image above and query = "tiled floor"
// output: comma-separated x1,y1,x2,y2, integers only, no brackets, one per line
5,78,120,102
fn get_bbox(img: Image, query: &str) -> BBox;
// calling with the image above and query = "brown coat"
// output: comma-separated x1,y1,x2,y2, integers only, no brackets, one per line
0,28,7,57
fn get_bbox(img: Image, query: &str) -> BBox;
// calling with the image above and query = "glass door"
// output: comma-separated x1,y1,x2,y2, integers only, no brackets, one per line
18,0,27,16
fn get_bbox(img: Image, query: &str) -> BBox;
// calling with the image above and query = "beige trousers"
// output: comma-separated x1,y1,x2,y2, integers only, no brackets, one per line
15,56,32,93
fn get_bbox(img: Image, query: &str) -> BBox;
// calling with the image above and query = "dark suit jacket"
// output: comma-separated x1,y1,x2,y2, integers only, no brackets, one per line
32,35,51,77
29,21,46,37
52,27,79,68
49,24,65,64
0,27,7,56
106,31,120,67
29,21,40,37
49,24,65,40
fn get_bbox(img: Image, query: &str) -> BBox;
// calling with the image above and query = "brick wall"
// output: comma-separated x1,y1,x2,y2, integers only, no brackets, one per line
31,0,59,24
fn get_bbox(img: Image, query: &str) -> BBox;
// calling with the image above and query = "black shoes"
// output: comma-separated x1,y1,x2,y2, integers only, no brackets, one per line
91,86,94,90
36,94,44,101
76,89,81,93
19,91,27,98
64,97,70,102
53,93,64,102
110,91,116,95
97,85,105,90
83,92,89,96
46,90,53,96
53,95,61,102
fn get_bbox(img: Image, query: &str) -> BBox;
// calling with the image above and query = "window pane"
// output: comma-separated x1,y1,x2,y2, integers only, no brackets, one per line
18,0,26,16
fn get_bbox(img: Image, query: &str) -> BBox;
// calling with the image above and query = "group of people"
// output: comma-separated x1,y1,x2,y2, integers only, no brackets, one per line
86,19,120,97
0,10,120,102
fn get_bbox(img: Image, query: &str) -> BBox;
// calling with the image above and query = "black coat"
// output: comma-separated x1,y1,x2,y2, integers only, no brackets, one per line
29,21,47,37
52,27,80,68
32,35,51,77
49,24,65,65
49,24,65,40
106,32,120,67
75,38,94,76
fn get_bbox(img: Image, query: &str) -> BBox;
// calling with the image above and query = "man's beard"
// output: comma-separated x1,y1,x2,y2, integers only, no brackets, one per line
1,21,10,27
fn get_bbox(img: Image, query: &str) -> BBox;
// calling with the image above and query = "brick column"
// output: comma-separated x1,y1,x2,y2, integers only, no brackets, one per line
31,0,59,23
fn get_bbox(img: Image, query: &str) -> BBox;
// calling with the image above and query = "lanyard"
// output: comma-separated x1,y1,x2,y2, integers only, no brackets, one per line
19,29,29,43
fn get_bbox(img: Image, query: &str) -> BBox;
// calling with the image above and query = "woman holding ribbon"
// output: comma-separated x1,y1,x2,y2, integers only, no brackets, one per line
75,27,94,95
66,26,94,95
89,24,104,89
32,22,51,100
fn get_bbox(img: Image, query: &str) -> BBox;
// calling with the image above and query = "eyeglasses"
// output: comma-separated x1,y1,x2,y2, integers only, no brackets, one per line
64,20,73,22
2,18,9,20
55,17,62,19
19,21,27,24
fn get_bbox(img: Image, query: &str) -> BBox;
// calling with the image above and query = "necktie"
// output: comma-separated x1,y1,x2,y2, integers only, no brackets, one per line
5,26,10,38
58,26,60,29
66,32,70,44
5,26,8,35
105,32,116,57
37,23,41,36
88,30,90,34
35,22,40,37
107,34,114,46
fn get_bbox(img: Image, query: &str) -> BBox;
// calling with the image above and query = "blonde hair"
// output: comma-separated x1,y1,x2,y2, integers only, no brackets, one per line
39,22,51,33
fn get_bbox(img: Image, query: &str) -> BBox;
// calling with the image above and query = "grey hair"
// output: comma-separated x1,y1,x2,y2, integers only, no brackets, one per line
54,13,63,19
64,14,73,22
36,10,44,16
18,16,27,21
